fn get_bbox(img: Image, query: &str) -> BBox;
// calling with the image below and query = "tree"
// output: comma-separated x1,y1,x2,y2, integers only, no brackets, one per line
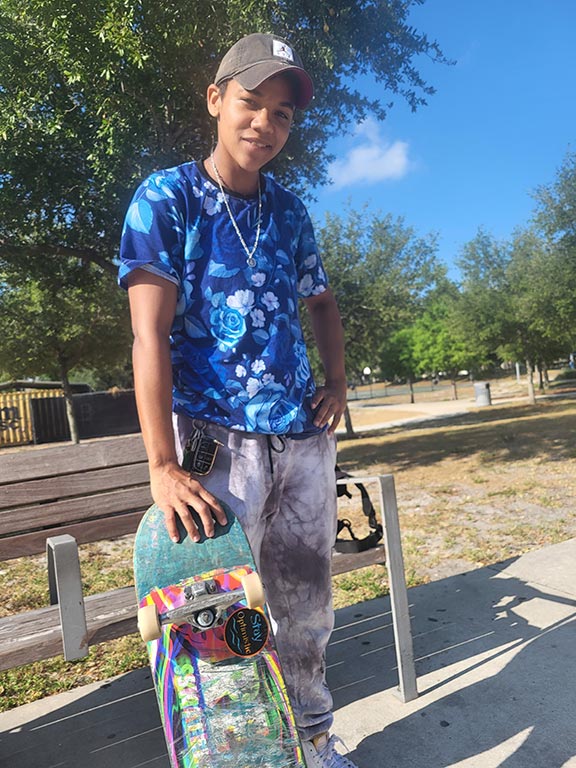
379,325,419,402
0,1,448,438
503,229,573,398
363,212,442,335
409,281,481,400
456,228,574,404
0,0,448,277
313,207,440,379
312,209,377,384
456,229,512,354
304,206,440,434
533,151,576,252
531,151,576,351
456,230,515,369
0,257,132,442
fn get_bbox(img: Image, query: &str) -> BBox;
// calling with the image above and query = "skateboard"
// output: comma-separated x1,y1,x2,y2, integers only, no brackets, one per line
134,501,305,768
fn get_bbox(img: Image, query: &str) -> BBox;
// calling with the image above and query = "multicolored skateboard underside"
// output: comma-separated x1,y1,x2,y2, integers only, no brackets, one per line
134,503,305,768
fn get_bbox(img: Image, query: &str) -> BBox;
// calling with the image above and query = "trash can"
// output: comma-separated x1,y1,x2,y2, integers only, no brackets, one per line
474,381,491,406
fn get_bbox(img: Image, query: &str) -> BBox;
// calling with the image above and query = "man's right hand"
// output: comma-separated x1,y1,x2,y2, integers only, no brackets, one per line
150,462,227,543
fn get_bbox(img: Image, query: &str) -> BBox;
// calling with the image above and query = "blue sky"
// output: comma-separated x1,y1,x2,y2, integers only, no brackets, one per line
309,0,576,279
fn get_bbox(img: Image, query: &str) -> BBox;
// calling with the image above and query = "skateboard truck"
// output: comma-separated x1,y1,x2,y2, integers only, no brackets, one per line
138,572,265,642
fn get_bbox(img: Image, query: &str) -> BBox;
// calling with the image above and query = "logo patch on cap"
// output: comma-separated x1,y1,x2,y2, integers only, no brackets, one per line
273,39,294,62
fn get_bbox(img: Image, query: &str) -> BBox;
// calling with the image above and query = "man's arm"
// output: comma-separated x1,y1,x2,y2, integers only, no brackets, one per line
303,288,347,434
127,269,226,542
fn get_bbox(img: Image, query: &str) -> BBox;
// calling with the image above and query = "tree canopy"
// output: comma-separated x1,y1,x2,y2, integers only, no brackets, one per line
452,222,575,403
3,1,575,418
0,255,132,439
0,0,448,275
310,206,442,384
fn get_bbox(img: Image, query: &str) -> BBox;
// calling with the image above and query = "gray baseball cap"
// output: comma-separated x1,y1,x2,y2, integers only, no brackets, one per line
214,33,314,109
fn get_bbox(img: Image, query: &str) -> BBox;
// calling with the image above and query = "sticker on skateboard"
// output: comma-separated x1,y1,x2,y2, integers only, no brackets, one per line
224,607,269,657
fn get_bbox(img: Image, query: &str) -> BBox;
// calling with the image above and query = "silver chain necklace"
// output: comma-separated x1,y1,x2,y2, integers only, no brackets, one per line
210,154,262,268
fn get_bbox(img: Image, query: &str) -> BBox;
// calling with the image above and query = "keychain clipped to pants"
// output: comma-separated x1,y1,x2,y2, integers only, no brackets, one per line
182,421,223,476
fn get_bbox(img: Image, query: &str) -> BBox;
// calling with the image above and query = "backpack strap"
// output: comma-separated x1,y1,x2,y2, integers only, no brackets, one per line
334,465,383,553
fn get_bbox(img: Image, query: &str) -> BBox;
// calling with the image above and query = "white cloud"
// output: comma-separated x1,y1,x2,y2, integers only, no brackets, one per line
328,119,411,190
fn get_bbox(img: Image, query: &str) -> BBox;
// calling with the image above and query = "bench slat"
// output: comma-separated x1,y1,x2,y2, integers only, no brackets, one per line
0,435,147,483
0,487,152,538
331,545,386,575
0,463,150,509
0,511,146,559
0,586,138,671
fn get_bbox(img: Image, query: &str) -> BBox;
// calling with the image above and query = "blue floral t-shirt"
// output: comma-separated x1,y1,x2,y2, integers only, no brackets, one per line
119,161,328,435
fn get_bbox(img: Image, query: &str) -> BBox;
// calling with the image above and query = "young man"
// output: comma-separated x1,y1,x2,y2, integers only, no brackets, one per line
119,33,357,768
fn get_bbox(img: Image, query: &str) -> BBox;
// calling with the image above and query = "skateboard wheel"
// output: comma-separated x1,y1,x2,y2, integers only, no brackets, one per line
138,604,162,642
241,572,266,609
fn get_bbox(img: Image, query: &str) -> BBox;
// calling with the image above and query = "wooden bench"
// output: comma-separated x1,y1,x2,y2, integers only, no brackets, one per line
0,435,151,559
0,435,152,670
0,436,415,700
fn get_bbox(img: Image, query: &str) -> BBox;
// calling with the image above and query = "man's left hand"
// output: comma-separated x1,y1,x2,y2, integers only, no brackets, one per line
311,381,347,434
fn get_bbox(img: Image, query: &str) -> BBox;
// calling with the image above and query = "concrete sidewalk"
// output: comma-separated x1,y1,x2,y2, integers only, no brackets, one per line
336,397,476,435
1,537,574,767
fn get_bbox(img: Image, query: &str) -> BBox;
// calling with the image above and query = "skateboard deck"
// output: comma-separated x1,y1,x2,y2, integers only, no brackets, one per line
134,501,305,768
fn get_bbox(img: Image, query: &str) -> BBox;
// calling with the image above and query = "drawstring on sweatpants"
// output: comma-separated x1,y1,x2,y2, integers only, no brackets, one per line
266,435,286,475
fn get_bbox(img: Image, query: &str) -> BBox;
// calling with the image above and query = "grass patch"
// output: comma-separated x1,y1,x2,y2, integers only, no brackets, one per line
332,566,388,610
487,488,521,498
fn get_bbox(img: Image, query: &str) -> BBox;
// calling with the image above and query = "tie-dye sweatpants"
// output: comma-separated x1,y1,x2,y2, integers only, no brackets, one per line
173,414,338,742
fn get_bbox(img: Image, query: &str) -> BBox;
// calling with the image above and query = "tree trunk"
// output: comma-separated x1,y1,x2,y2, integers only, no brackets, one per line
408,377,415,404
59,358,80,444
536,363,545,391
343,404,356,439
451,379,458,400
526,359,537,405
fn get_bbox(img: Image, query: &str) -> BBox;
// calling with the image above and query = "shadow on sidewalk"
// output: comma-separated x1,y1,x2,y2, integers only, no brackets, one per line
335,558,576,768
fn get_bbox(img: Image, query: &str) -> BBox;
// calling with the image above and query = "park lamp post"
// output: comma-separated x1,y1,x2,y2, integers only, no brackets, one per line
363,366,373,398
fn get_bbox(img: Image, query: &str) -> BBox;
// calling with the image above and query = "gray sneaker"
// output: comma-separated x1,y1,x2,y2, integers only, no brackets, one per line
302,734,358,768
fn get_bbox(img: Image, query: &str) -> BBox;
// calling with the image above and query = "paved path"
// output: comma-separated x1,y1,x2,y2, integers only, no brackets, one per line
337,397,475,434
1,538,575,767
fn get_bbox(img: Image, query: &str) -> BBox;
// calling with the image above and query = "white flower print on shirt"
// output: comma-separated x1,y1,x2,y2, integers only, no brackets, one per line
204,191,224,216
246,377,262,397
227,289,255,316
251,272,266,287
118,162,331,435
297,273,314,296
262,291,280,311
251,359,266,374
250,308,266,328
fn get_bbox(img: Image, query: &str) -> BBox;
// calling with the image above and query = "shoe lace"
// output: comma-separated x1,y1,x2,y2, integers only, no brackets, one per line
317,735,357,768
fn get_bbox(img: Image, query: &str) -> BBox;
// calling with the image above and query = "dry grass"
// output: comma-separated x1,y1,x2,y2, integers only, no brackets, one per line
338,397,576,583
